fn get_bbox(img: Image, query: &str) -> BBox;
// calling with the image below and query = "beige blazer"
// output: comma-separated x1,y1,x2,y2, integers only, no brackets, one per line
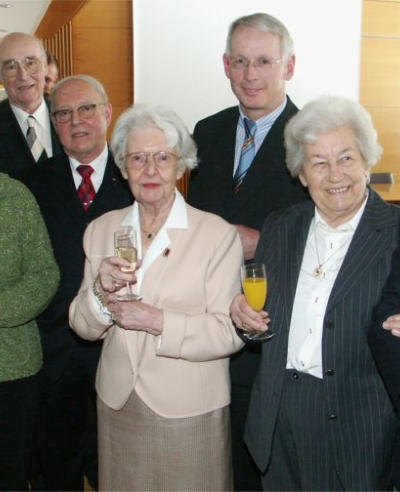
69,203,244,418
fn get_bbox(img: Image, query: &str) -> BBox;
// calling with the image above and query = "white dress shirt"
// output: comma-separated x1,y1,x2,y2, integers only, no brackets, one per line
91,189,188,327
11,99,53,157
69,144,108,192
286,196,368,378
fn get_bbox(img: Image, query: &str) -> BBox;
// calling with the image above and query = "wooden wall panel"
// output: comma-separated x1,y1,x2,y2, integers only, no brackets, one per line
71,0,133,131
360,38,400,107
42,22,73,79
360,0,400,180
36,0,87,38
364,107,400,176
363,1,400,35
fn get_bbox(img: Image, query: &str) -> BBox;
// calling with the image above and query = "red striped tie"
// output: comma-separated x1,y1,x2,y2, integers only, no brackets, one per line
77,165,96,211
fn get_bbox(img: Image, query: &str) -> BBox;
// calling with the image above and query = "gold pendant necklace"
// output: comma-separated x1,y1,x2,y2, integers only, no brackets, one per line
313,228,350,278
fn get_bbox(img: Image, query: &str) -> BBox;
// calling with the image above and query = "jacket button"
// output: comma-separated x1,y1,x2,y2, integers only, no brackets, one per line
291,372,299,380
326,321,334,329
328,414,337,420
325,369,335,376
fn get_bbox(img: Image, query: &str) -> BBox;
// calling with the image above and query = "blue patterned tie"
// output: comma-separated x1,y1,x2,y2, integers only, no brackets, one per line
233,118,256,193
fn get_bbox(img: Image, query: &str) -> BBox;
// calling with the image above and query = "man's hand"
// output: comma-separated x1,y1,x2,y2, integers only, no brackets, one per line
234,224,260,260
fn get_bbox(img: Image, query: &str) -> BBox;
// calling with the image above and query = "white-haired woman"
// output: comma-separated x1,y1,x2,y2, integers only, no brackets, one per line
230,95,400,491
69,105,243,491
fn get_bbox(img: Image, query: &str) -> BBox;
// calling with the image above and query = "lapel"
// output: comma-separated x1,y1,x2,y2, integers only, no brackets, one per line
280,203,314,317
45,98,63,157
212,107,239,198
48,154,87,222
231,97,298,216
326,190,398,312
87,151,131,219
0,100,36,166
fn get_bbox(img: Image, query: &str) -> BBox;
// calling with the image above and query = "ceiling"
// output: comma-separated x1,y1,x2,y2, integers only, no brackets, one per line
0,0,50,36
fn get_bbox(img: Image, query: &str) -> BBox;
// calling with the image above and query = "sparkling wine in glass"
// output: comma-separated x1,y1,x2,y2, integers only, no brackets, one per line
240,262,272,341
114,226,140,301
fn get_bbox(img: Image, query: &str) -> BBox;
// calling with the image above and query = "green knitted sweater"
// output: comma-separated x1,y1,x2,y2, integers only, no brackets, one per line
0,173,59,382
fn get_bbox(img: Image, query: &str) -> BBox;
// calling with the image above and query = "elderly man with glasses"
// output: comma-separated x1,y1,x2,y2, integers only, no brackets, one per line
0,32,63,178
22,74,132,491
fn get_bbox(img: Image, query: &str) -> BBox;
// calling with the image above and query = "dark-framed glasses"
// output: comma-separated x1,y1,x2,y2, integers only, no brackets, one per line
1,56,43,78
230,56,283,72
52,103,106,124
125,151,180,170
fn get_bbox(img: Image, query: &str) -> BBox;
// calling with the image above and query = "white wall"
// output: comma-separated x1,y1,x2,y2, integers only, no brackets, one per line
133,0,362,131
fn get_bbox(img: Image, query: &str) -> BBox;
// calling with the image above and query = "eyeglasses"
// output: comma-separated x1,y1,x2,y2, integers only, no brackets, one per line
230,56,283,72
125,151,180,170
52,103,106,124
1,56,43,78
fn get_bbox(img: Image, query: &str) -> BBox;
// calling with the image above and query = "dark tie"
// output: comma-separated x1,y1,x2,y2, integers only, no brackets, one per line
26,115,47,162
233,118,256,193
77,165,96,211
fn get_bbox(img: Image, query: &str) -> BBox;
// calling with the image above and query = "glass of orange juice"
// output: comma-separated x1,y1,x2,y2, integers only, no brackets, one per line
240,263,273,341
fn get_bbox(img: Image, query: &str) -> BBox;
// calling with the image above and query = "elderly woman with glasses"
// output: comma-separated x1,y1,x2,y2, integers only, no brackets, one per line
230,95,400,491
69,104,243,491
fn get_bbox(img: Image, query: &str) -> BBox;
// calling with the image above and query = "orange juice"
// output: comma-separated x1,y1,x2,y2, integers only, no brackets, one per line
243,277,267,311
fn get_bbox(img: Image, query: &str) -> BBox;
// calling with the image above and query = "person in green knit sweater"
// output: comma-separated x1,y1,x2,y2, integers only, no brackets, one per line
0,172,59,491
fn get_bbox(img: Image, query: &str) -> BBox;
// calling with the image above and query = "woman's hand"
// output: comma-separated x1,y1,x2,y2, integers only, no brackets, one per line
382,314,400,338
230,294,270,334
96,256,139,302
108,300,163,336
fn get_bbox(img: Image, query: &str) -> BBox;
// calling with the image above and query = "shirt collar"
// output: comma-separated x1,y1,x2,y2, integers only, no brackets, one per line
238,96,287,130
121,189,188,232
69,144,108,172
11,98,48,129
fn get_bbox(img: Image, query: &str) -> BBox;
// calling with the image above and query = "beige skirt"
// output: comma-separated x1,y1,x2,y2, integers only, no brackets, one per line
97,391,233,491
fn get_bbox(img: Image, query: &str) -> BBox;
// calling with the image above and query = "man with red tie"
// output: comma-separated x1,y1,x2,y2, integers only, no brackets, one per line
23,75,132,491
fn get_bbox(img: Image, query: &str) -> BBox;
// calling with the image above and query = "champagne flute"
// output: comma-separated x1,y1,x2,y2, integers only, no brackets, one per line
240,262,272,341
114,226,140,301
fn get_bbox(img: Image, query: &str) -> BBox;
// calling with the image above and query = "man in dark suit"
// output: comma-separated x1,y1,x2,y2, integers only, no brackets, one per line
369,240,400,489
187,13,308,490
0,32,62,178
23,74,132,491
230,96,400,490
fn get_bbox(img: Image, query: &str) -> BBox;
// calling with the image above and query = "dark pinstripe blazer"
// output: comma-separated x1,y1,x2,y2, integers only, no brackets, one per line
245,190,400,490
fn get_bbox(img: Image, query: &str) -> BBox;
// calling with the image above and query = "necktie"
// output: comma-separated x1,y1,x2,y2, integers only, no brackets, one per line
77,165,96,211
26,115,47,162
233,118,256,193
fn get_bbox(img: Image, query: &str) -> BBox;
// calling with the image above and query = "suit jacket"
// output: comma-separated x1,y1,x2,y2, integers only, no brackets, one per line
187,97,310,387
22,152,132,381
0,99,63,179
244,190,400,489
69,203,244,417
188,97,308,229
369,231,400,412
369,230,400,488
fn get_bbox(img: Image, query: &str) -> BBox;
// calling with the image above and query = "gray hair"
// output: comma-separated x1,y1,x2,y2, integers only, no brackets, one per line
284,95,382,178
225,12,294,59
51,74,109,108
110,104,198,173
